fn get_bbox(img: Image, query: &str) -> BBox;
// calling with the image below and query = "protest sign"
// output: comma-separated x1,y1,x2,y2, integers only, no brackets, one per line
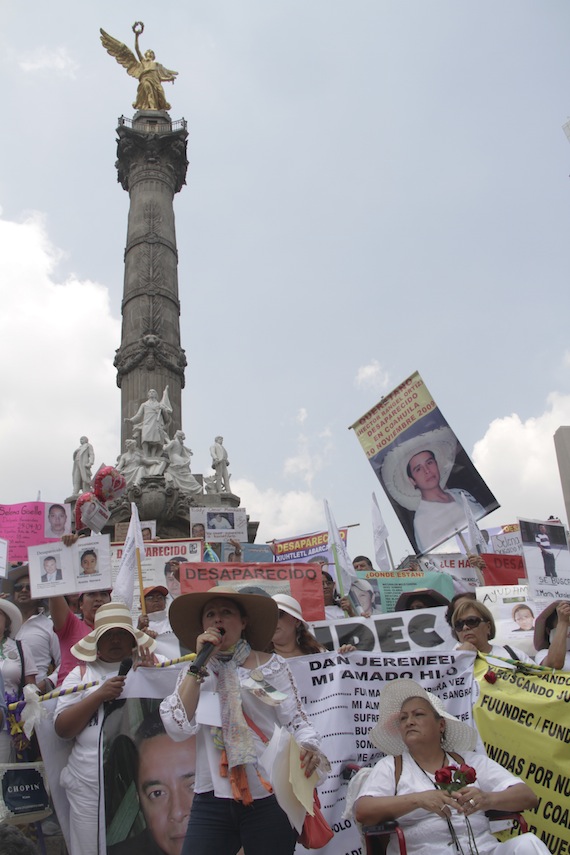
111,538,202,608
491,524,523,555
0,501,71,562
114,519,156,542
272,527,349,565
417,552,479,593
221,541,274,562
28,534,112,598
189,507,247,542
178,562,325,620
518,517,570,601
479,553,526,586
474,659,570,854
309,608,455,654
362,564,455,612
476,584,539,657
350,371,499,555
0,538,7,579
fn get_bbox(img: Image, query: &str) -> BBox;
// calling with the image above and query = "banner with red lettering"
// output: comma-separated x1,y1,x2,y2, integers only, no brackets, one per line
179,562,325,620
350,372,499,556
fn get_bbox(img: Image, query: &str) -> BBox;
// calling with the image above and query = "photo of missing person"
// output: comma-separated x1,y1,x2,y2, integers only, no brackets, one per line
41,555,63,583
79,548,100,577
105,703,196,855
512,603,535,632
206,512,234,531
45,503,71,539
375,416,498,555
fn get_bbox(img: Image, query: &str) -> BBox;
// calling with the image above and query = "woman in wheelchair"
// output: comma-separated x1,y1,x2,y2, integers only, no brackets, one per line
351,679,549,854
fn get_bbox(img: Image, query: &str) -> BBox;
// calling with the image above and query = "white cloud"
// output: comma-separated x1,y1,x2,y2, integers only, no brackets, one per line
19,47,79,77
283,429,334,486
230,478,322,540
0,212,121,504
354,360,391,395
473,392,570,526
296,407,308,424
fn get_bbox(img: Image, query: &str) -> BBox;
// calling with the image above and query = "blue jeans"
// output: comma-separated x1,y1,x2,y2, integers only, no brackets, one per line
181,792,299,855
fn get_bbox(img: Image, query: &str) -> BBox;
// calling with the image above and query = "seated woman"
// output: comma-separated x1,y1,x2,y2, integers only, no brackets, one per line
160,586,329,855
533,601,570,669
350,678,549,854
54,602,156,855
452,600,534,668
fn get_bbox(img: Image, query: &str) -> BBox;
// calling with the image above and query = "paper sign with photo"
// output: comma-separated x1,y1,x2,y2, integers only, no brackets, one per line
28,534,112,598
189,507,248,543
0,539,7,579
476,583,539,657
518,517,570,601
111,538,203,611
0,501,71,562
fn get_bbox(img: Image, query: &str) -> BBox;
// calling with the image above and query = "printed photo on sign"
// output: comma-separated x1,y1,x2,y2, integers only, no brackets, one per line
221,542,274,563
189,507,247,543
111,539,203,612
28,534,113,598
476,584,539,657
0,501,69,563
44,502,72,539
518,517,570,601
350,371,499,555
115,519,157,543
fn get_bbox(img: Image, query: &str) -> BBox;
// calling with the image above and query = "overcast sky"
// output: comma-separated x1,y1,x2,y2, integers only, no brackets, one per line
2,1,570,564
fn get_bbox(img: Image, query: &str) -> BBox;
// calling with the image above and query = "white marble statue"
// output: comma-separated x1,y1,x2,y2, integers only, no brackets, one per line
116,439,148,487
164,431,203,495
209,435,231,493
125,387,172,457
72,436,95,495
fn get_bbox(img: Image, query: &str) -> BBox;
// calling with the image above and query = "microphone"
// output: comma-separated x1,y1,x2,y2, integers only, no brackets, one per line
190,628,225,674
118,657,133,678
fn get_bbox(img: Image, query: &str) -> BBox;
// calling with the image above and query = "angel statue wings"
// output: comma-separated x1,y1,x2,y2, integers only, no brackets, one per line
100,22,178,112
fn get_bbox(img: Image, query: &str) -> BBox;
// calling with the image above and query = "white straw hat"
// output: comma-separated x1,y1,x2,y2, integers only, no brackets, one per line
71,601,156,662
0,600,23,638
380,426,458,511
272,594,308,627
369,678,477,755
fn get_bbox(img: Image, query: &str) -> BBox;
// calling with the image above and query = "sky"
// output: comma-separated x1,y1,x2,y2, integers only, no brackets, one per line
2,1,570,566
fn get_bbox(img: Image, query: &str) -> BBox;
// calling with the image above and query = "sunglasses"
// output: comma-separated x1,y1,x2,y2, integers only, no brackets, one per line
454,617,487,632
14,584,31,592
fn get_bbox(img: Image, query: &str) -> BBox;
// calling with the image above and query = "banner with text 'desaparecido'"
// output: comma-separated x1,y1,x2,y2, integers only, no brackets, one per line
350,371,499,556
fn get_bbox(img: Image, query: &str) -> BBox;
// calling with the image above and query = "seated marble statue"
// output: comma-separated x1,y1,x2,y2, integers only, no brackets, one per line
163,431,202,495
116,439,147,487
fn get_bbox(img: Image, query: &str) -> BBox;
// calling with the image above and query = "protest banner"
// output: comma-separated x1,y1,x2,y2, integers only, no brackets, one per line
361,564,455,612
476,584,539,657
0,501,71,562
0,538,7,579
474,659,570,854
111,538,202,609
272,527,349,565
189,507,248,542
350,371,499,555
518,517,570,601
417,552,479,592
479,553,526,586
221,541,275,562
178,562,325,620
28,534,112,598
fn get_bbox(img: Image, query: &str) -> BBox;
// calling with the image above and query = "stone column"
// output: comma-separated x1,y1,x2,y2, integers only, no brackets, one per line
114,111,188,448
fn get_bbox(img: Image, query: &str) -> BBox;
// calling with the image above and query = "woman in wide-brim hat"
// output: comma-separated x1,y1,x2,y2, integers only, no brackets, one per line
349,678,548,855
380,426,485,554
0,597,38,761
269,593,325,658
54,602,156,855
161,585,329,855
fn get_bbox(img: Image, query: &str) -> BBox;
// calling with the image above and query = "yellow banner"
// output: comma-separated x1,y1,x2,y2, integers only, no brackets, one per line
350,371,436,459
473,656,570,853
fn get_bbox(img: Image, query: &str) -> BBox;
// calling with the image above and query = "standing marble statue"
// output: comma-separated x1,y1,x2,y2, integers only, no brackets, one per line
210,435,231,493
72,436,95,495
164,431,202,495
125,387,172,458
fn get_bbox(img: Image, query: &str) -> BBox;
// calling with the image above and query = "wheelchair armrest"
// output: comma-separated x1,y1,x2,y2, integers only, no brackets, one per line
485,810,522,821
363,822,400,833
342,762,363,780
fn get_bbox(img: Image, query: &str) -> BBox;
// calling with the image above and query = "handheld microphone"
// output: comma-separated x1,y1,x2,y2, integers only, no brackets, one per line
190,628,225,674
118,657,133,678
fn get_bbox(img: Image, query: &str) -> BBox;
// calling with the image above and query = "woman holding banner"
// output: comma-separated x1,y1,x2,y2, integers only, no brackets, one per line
160,586,329,855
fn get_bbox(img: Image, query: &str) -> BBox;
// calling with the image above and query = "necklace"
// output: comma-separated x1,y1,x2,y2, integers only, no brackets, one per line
410,748,447,782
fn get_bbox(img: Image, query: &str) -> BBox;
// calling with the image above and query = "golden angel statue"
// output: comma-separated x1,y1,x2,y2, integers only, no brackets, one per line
100,22,178,112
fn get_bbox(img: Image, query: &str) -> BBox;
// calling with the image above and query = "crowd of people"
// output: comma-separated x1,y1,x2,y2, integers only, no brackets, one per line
0,541,568,855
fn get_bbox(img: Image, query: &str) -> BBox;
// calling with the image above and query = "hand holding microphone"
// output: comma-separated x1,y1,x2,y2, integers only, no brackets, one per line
190,627,225,674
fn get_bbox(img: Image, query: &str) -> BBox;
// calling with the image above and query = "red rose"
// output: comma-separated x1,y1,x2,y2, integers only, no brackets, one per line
484,670,497,684
459,764,477,784
435,766,455,785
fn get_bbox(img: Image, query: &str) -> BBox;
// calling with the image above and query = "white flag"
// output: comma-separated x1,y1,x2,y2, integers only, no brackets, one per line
324,500,356,596
371,493,391,572
460,492,488,555
112,502,146,609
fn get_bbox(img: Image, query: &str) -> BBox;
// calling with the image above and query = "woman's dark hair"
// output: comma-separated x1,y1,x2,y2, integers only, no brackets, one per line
1,613,11,640
445,592,476,626
296,626,324,655
81,549,97,563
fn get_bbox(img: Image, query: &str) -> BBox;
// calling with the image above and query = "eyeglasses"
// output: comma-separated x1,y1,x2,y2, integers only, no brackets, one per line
454,617,487,632
14,584,31,592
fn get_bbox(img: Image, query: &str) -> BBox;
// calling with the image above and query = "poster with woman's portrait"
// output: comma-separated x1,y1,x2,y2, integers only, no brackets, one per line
350,371,499,556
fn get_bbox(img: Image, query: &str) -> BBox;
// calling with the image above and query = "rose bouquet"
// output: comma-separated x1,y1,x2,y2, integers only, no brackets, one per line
434,763,479,854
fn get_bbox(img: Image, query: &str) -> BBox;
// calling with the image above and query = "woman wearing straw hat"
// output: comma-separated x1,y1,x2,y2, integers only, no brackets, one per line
381,427,485,554
0,599,37,761
160,586,329,855
348,678,547,854
54,602,156,855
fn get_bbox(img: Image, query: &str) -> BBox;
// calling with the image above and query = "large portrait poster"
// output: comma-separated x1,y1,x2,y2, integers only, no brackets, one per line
350,371,499,555
518,517,570,601
476,583,539,657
